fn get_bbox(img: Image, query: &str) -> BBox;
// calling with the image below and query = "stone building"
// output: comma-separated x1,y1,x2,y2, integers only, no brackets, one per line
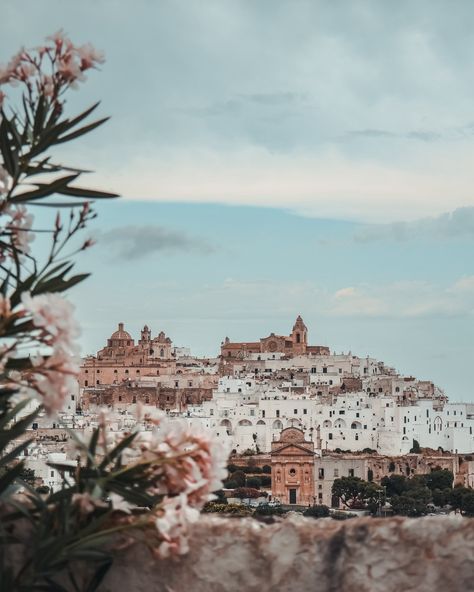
79,323,177,388
271,427,315,505
221,316,329,361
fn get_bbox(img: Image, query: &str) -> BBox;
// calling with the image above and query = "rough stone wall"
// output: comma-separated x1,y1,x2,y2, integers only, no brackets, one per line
98,515,474,592
81,386,213,411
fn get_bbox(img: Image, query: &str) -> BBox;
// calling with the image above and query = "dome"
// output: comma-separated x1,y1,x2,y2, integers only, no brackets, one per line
110,322,132,341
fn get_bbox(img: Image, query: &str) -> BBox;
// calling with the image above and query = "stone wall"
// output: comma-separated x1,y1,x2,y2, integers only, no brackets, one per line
99,514,474,592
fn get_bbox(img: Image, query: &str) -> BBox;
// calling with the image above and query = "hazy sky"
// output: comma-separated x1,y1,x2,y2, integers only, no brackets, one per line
2,1,473,399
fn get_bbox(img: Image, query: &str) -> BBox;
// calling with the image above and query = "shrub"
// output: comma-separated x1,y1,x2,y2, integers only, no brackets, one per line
260,475,271,487
303,505,330,518
262,465,272,474
410,440,421,454
202,503,252,516
230,470,246,487
246,477,261,489
227,463,239,473
331,511,357,520
233,487,262,499
223,480,238,490
254,504,286,517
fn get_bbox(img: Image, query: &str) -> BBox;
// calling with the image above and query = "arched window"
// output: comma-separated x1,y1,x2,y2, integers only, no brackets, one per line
323,420,332,428
272,419,283,430
238,419,252,427
334,419,346,429
296,333,301,343
351,421,362,429
160,348,164,357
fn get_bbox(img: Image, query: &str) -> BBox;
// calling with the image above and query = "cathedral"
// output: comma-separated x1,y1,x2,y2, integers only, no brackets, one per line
220,315,329,359
79,323,176,388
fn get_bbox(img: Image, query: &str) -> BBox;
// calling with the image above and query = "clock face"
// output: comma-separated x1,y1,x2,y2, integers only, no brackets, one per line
269,341,277,352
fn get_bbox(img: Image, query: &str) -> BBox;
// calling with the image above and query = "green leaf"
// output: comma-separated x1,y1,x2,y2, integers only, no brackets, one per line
58,186,119,199
10,174,80,203
54,117,109,145
0,438,33,468
0,461,24,495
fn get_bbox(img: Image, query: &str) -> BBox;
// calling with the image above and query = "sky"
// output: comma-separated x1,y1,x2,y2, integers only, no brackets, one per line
1,1,473,399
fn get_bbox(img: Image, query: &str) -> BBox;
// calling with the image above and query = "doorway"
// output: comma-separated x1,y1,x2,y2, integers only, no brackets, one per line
289,488,297,504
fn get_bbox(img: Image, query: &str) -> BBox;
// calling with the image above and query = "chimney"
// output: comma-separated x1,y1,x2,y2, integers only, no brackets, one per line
119,322,124,331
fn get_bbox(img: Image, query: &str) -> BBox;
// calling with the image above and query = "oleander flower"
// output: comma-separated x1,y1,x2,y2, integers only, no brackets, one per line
123,417,229,508
21,292,80,354
72,492,107,515
27,350,80,414
154,494,200,558
6,205,35,256
77,43,105,70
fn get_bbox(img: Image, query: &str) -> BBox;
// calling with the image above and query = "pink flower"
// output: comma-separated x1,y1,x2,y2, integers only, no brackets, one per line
21,292,80,354
110,493,133,514
154,494,200,558
27,349,80,414
6,205,35,256
124,417,229,508
77,43,105,70
72,492,107,515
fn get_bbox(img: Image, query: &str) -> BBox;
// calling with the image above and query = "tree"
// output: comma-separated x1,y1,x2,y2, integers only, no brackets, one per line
230,470,246,487
332,477,382,510
262,465,272,474
460,491,474,516
431,488,451,508
425,469,454,492
410,440,421,453
246,476,261,489
450,485,471,513
381,474,408,497
390,486,431,517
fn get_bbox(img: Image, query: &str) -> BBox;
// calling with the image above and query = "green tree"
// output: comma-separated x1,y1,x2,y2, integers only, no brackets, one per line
410,440,421,453
332,477,382,510
425,469,454,492
230,470,246,487
246,476,261,489
381,474,408,497
460,491,474,516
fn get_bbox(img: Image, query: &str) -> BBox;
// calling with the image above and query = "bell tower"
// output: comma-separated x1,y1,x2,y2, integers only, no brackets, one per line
139,324,151,345
291,315,308,354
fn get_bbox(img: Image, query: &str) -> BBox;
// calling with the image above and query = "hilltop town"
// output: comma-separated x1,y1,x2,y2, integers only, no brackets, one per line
16,316,474,506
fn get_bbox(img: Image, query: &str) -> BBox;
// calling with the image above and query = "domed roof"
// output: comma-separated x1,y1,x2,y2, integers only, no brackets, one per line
110,322,132,341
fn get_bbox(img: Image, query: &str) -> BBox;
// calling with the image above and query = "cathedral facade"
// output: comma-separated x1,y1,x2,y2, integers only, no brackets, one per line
79,323,177,388
220,316,329,360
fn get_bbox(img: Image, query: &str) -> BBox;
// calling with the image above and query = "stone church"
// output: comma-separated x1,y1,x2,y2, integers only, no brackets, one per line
220,315,329,359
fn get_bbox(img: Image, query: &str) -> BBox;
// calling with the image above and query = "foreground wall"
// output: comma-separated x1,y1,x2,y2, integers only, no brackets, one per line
100,514,474,592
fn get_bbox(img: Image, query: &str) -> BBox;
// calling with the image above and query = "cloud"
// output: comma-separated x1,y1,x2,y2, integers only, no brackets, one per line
100,225,214,260
327,277,474,318
354,207,474,242
173,276,474,321
346,129,442,142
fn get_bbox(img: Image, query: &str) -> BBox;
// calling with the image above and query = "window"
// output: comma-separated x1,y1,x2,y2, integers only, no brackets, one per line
210,409,214,416
114,369,118,374
97,369,100,373
132,396,136,404
276,410,280,418
303,409,307,415
294,409,297,414
145,396,149,404
323,367,327,374
262,410,265,418
125,369,129,374
356,412,359,418
85,369,88,374
334,468,339,477
96,380,100,385
328,433,333,440
318,468,324,479
311,367,316,374
289,468,296,476
348,469,354,477
339,410,345,415
118,395,122,402
175,381,179,388
51,471,54,478
71,395,75,401
84,380,88,387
